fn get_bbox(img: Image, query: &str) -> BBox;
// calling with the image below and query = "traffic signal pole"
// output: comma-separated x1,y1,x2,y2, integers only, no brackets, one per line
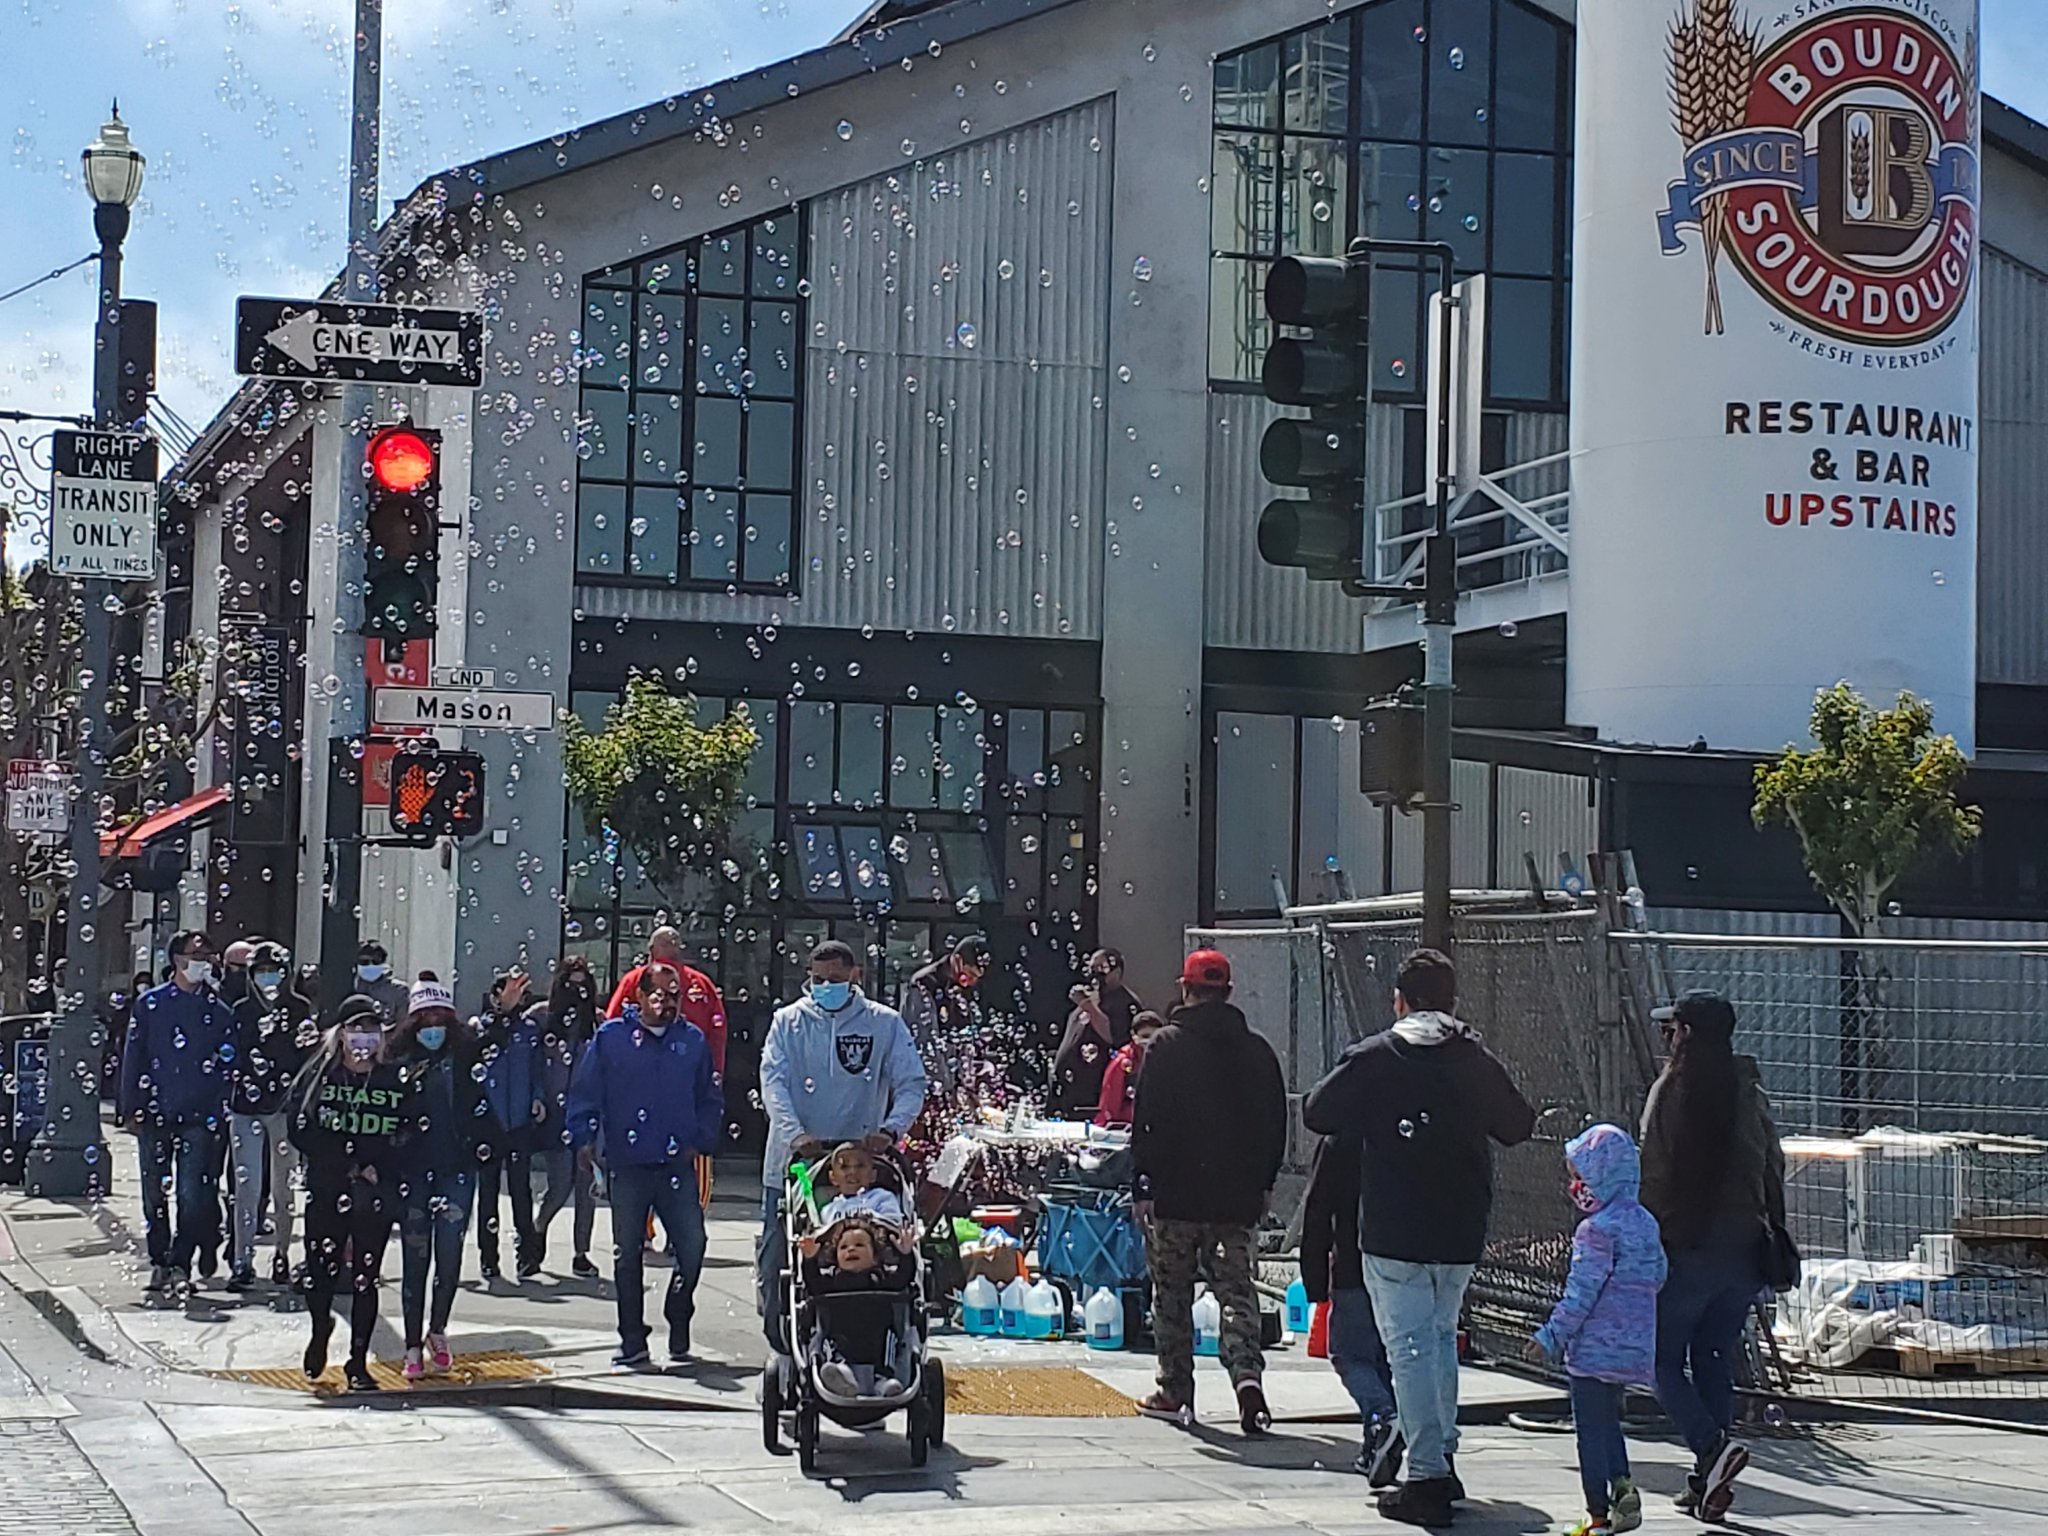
1418,243,1458,956
319,0,382,1004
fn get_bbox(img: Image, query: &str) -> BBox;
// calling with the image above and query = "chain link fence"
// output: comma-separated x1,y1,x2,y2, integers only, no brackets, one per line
1193,912,2048,1407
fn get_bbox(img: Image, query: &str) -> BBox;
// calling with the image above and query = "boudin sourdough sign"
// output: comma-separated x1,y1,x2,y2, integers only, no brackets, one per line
1568,0,1981,756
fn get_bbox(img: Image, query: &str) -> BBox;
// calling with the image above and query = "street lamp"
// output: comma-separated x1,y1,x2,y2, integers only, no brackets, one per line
33,106,146,1198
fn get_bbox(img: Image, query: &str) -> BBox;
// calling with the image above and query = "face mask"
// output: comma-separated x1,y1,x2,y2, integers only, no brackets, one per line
1089,970,1112,985
179,959,215,987
254,971,284,993
417,1025,447,1052
1569,1176,1600,1214
810,979,852,1011
343,1031,381,1062
358,964,388,983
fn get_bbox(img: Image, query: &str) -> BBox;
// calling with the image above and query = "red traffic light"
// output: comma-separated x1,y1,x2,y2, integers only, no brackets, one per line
367,427,436,493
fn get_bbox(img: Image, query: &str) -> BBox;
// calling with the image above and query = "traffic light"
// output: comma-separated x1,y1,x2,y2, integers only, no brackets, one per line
1257,255,1370,582
387,749,485,845
115,299,157,431
361,424,441,639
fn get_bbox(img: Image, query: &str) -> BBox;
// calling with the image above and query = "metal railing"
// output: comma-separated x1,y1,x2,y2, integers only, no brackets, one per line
1369,449,1571,599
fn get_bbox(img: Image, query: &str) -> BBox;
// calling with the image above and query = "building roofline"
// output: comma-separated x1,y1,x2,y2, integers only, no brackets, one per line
1986,95,2048,182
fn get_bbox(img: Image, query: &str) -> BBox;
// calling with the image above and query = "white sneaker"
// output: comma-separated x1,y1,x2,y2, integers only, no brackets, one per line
878,1372,914,1399
818,1359,861,1396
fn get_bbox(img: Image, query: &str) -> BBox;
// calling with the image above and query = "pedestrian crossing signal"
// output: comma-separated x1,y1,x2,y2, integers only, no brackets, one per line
386,749,485,844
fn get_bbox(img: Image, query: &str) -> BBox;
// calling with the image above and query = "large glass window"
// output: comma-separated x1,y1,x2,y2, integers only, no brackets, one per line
1209,0,1572,406
576,211,805,590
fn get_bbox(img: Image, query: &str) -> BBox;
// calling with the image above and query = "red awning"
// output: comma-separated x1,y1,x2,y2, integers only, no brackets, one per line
100,785,231,861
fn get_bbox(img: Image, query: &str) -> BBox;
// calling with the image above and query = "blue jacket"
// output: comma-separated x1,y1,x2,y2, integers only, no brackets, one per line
471,1005,545,1149
118,981,237,1127
565,1008,724,1168
1535,1123,1668,1386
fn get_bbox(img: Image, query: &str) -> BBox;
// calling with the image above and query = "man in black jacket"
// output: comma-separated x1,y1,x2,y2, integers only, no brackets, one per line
1304,949,1535,1528
1130,948,1287,1435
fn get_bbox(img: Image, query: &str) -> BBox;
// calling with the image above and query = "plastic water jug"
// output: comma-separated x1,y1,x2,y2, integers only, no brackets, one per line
1084,1287,1125,1350
1024,1278,1064,1340
1193,1286,1222,1357
961,1275,1001,1336
1307,1299,1332,1359
998,1276,1030,1338
1285,1278,1312,1336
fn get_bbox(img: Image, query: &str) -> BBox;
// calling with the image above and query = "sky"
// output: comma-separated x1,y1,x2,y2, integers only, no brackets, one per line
2,0,2046,439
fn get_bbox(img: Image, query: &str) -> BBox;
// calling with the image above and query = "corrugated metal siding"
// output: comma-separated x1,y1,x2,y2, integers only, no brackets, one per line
1205,400,1571,653
1389,758,1490,890
578,100,1111,639
1494,765,1595,887
1977,247,2048,685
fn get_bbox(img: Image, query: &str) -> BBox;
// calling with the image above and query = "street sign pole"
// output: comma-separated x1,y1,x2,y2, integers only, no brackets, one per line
33,207,131,1196
319,0,382,1006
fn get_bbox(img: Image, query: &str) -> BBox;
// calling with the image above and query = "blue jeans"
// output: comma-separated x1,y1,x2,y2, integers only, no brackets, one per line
1569,1375,1630,1515
401,1171,476,1347
137,1122,222,1273
1655,1244,1762,1462
1328,1285,1396,1424
1362,1255,1474,1483
609,1161,709,1356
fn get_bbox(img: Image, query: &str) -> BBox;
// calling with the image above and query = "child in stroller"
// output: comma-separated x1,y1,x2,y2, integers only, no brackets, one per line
801,1217,917,1397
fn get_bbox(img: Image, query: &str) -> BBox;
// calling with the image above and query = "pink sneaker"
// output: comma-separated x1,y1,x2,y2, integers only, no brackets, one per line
428,1333,452,1373
402,1347,425,1382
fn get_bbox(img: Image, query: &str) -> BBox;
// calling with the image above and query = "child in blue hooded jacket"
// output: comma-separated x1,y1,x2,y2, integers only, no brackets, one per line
1533,1123,1667,1536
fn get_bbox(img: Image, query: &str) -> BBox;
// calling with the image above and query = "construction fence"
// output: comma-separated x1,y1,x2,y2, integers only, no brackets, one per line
1193,907,2048,1407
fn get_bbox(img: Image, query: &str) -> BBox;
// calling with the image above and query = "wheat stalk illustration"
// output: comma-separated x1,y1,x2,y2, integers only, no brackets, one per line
1964,27,1980,141
1850,124,1873,216
1668,0,1757,334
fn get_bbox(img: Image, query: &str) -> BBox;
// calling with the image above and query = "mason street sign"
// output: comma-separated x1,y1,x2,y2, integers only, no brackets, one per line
370,687,555,732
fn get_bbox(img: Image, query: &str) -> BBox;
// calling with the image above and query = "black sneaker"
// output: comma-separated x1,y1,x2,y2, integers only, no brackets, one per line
1236,1378,1272,1436
613,1345,653,1370
1366,1419,1406,1489
144,1265,170,1294
1445,1455,1466,1503
1377,1478,1456,1529
343,1358,380,1393
480,1261,501,1282
571,1254,599,1279
304,1316,334,1382
197,1248,219,1280
225,1267,257,1293
517,1255,543,1280
271,1253,292,1286
1699,1434,1749,1523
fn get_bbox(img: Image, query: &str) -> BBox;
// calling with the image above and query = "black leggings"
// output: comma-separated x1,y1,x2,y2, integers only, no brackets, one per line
303,1176,396,1361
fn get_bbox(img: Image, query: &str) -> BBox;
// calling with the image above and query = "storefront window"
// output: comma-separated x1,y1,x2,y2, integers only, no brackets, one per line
576,211,805,590
1210,0,1572,405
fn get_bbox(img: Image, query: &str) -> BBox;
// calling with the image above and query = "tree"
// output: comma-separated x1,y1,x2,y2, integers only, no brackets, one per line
1753,684,1981,1130
560,674,760,908
1752,683,1981,934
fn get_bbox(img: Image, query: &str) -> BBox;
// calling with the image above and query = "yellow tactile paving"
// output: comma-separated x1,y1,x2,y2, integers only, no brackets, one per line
943,1365,1137,1418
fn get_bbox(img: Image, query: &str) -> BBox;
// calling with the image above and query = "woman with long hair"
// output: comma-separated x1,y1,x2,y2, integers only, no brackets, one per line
288,994,416,1391
1639,990,1787,1525
535,956,603,1277
389,980,484,1380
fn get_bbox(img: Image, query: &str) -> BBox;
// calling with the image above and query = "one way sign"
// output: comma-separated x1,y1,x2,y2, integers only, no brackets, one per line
234,297,485,388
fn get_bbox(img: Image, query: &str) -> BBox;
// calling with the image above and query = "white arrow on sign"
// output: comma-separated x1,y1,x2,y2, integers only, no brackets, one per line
266,309,464,372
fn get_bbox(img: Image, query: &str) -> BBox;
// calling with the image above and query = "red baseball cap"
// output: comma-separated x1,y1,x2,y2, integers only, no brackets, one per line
1181,948,1232,986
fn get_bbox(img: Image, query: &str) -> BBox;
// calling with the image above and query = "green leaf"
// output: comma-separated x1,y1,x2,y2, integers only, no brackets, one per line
1753,684,1981,932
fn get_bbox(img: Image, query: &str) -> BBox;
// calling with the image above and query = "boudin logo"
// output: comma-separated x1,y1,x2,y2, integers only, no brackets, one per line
1659,2,1978,345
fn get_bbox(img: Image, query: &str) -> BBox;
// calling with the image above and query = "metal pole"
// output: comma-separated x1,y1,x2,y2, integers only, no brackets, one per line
319,0,382,1005
1421,248,1458,955
31,200,128,1195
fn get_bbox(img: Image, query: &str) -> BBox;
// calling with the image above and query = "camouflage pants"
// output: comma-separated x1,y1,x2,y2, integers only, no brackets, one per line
1146,1218,1263,1404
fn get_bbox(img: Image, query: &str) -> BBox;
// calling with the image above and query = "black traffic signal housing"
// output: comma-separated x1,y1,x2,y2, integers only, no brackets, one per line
360,424,441,640
1257,255,1370,583
387,749,485,846
1359,694,1425,808
115,299,157,431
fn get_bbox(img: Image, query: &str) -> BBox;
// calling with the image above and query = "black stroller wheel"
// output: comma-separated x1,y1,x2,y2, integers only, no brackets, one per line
761,1356,783,1454
925,1356,947,1448
796,1401,820,1474
907,1400,931,1468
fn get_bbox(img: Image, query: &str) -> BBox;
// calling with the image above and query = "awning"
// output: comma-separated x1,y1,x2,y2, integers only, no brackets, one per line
100,785,230,861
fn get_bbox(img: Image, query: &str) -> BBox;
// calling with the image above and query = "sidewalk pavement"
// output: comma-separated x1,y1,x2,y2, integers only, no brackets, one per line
0,1112,1563,1424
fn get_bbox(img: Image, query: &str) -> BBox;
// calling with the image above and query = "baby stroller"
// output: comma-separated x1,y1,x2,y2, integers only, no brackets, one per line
762,1151,946,1472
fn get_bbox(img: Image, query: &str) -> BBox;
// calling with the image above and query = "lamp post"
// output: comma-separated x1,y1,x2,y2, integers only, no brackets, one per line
33,107,146,1197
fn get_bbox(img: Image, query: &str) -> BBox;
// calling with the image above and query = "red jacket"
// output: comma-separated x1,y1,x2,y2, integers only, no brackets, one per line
607,962,728,1073
1093,1041,1145,1127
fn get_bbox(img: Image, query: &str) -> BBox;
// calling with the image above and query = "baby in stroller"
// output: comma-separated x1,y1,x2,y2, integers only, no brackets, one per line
797,1144,920,1398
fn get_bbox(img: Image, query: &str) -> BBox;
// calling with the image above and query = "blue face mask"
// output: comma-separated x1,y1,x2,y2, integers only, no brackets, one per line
358,964,388,983
810,979,852,1011
417,1025,448,1052
254,971,284,993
